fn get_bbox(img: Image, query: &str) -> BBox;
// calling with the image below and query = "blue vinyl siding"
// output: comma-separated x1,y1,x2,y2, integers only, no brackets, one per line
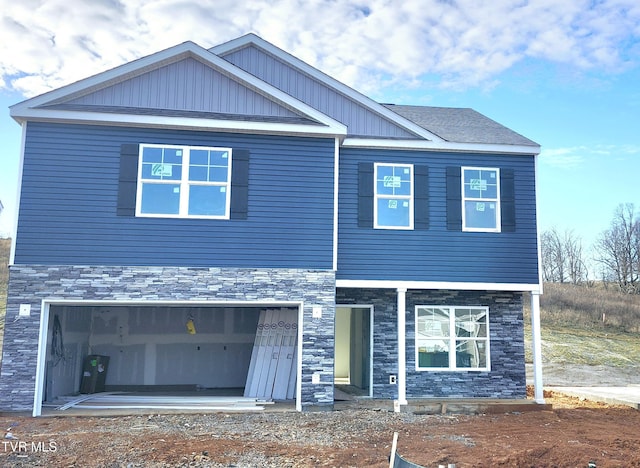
337,148,539,284
14,122,335,268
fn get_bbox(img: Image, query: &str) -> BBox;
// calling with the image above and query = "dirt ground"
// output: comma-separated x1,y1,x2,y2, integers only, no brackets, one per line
1,389,639,468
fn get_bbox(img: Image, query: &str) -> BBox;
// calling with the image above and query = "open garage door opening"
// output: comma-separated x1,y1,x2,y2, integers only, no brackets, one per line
38,303,300,413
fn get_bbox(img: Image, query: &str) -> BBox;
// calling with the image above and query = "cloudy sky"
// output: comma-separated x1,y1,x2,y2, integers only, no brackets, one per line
0,0,639,259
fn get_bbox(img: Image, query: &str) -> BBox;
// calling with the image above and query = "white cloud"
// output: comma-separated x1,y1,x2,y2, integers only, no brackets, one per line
540,144,640,168
540,147,587,168
0,0,639,98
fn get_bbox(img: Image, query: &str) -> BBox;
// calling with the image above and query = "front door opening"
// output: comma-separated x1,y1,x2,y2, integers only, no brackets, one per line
334,306,372,397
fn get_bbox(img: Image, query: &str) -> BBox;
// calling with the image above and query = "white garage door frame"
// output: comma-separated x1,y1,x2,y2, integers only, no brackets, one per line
33,299,304,416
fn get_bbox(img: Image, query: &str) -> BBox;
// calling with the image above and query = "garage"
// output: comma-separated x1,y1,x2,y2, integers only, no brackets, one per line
37,303,300,412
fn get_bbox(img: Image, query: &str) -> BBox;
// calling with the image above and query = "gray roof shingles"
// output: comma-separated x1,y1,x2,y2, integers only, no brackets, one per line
383,104,538,147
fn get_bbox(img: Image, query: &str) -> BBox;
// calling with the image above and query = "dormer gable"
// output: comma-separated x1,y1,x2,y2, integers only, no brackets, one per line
212,34,441,141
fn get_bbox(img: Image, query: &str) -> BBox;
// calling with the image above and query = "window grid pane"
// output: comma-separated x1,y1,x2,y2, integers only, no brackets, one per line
140,183,180,215
374,163,413,228
188,185,227,216
416,306,489,371
141,147,183,181
189,149,229,183
462,167,500,231
138,145,231,218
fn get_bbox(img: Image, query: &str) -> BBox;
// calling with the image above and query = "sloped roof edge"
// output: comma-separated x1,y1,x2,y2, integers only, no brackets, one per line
210,33,444,143
383,104,539,148
342,138,540,155
10,41,347,135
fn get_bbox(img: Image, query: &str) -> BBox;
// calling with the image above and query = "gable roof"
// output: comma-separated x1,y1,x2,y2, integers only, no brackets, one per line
10,34,539,154
10,41,347,137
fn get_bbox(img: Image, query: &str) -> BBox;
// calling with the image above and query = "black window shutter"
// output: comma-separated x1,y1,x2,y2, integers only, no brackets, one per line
230,149,250,220
500,168,516,232
446,166,462,230
414,165,429,230
117,144,139,216
358,162,374,228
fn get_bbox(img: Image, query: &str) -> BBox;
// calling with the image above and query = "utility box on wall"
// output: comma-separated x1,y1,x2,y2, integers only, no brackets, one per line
79,355,110,394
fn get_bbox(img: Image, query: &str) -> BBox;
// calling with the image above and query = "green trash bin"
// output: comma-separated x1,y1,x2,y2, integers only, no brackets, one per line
79,355,109,394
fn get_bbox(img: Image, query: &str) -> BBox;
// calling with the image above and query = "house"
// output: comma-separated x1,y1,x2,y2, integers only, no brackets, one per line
0,34,544,415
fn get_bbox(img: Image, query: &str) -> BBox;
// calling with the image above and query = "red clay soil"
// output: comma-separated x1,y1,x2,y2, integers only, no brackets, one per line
1,390,639,467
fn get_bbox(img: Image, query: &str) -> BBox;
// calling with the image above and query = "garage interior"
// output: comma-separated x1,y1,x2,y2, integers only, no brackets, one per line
42,304,299,410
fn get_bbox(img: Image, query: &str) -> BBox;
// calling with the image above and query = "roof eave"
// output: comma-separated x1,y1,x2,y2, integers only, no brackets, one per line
11,109,347,138
342,137,541,155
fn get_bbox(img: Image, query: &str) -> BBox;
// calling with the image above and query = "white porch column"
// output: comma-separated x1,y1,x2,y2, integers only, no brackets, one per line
397,287,408,406
530,291,545,403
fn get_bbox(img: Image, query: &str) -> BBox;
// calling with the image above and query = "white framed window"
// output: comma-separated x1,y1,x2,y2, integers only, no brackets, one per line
136,144,232,219
415,306,490,371
374,163,413,229
461,166,500,232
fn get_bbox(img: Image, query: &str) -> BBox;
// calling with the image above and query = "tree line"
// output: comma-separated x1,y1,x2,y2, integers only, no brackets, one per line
541,203,640,294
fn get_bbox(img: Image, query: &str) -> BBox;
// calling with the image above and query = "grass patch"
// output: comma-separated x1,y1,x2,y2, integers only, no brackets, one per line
525,284,640,367
538,325,640,366
541,282,640,333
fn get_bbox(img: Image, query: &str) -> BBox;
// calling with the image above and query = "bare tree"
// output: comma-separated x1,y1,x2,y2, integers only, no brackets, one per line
541,228,587,284
594,204,640,293
541,228,565,282
564,230,587,284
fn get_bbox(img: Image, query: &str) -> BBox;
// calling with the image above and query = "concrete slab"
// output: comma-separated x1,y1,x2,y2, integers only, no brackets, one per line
549,385,640,409
334,398,552,415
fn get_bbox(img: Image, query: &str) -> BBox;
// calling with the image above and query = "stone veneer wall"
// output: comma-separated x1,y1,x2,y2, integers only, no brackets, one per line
0,265,336,412
336,288,526,400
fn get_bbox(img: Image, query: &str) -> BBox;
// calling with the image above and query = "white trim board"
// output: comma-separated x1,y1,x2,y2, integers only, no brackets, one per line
332,137,340,271
342,138,540,155
336,279,542,293
38,298,303,307
12,111,346,138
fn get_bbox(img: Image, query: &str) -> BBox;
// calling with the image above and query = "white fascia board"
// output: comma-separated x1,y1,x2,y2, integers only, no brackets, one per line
342,138,541,156
332,138,340,271
336,279,543,293
10,41,346,136
41,298,304,307
12,110,345,137
211,34,443,142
